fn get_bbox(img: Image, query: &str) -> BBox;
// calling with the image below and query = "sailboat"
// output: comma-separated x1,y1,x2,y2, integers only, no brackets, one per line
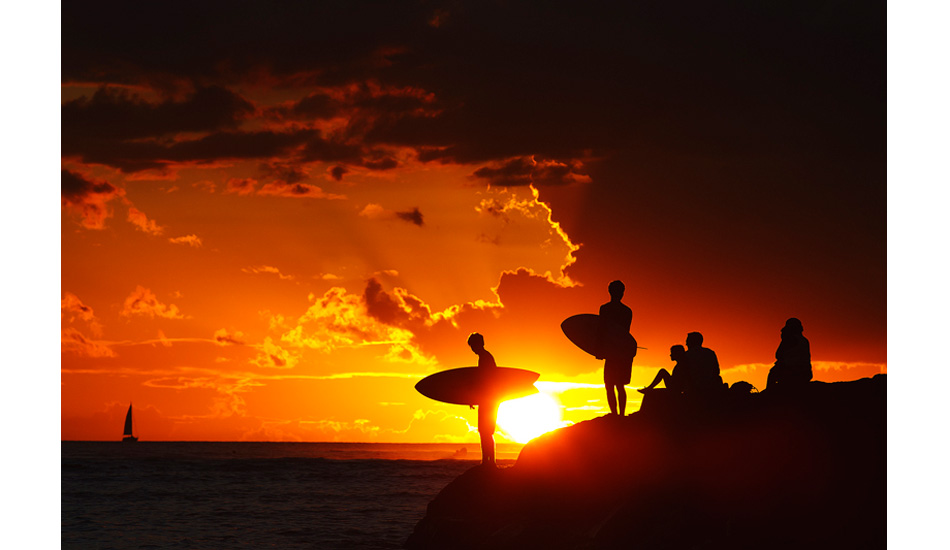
122,403,138,442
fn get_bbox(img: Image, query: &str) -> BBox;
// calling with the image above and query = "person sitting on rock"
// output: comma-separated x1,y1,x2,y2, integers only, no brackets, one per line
639,345,692,394
685,331,724,393
766,317,812,391
468,332,498,467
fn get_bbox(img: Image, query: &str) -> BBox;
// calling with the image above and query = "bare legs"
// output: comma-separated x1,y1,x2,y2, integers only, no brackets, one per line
640,368,673,393
606,383,627,416
478,402,497,467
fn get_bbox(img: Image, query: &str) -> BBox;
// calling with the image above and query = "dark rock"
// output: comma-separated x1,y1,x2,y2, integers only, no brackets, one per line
406,375,885,549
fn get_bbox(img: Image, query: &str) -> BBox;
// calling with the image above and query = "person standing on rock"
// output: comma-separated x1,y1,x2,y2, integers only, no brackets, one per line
766,317,812,391
468,332,498,466
597,280,635,416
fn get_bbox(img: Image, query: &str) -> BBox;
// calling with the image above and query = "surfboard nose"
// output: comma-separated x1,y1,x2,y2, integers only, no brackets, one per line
415,367,540,405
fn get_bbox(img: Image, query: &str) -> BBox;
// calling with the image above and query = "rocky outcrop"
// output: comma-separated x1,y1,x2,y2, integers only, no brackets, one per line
406,375,885,549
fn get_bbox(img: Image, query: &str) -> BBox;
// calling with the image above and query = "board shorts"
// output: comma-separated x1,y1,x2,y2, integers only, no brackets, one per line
604,356,634,386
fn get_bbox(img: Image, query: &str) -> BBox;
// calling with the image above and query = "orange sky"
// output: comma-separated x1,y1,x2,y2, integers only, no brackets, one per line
60,1,886,442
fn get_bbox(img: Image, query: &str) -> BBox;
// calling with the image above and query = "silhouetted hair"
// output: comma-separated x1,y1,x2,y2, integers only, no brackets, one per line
670,344,686,355
686,332,703,346
608,280,625,298
783,317,803,332
467,332,484,348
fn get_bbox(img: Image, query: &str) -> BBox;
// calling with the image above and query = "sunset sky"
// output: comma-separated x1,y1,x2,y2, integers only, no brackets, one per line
57,1,888,443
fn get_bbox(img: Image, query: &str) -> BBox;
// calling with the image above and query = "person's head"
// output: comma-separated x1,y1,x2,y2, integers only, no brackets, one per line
685,332,703,349
608,280,625,300
467,332,485,352
781,317,803,338
670,344,686,362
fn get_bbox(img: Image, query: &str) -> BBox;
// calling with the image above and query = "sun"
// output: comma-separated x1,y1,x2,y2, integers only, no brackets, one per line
496,391,565,444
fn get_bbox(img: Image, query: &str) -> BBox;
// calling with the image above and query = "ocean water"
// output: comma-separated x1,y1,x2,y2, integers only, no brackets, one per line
61,441,521,549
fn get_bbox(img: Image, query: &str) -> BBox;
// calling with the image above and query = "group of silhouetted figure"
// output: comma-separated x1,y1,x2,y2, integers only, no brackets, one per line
467,280,814,466
637,316,813,405
602,280,813,416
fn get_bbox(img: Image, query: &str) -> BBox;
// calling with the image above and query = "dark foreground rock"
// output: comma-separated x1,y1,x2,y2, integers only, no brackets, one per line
406,375,885,550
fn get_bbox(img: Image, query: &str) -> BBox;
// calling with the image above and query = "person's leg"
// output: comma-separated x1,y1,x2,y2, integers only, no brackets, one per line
617,384,627,416
478,403,498,466
641,369,672,392
605,383,617,415
604,363,620,415
479,431,495,466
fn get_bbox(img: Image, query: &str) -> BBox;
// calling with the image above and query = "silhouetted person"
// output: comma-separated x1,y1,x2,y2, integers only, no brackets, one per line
468,332,498,466
597,280,634,416
685,332,723,393
639,345,691,394
767,317,812,391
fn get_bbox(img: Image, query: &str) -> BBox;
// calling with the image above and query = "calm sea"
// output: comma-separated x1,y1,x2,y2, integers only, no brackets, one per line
61,441,522,549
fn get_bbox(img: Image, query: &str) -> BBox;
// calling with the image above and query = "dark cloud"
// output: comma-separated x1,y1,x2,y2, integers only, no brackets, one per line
291,92,338,118
257,182,342,199
61,170,124,229
472,156,591,187
61,170,118,202
362,157,399,171
352,90,434,115
63,1,882,167
62,1,432,88
282,84,437,127
362,278,437,333
62,85,253,141
472,157,534,187
299,137,363,164
63,1,882,183
62,128,361,173
157,129,315,160
225,178,257,195
363,278,406,326
259,162,308,185
330,166,348,181
396,208,424,226
214,331,246,346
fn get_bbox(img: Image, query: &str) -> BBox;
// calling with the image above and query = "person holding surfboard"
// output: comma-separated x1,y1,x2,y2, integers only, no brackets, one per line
414,340,539,466
467,332,499,466
597,280,635,416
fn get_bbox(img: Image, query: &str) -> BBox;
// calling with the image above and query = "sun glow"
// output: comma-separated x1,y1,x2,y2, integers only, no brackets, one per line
496,391,565,444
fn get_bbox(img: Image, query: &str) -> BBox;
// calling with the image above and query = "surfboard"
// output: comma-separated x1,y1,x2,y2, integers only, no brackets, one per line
561,313,638,359
415,367,540,406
